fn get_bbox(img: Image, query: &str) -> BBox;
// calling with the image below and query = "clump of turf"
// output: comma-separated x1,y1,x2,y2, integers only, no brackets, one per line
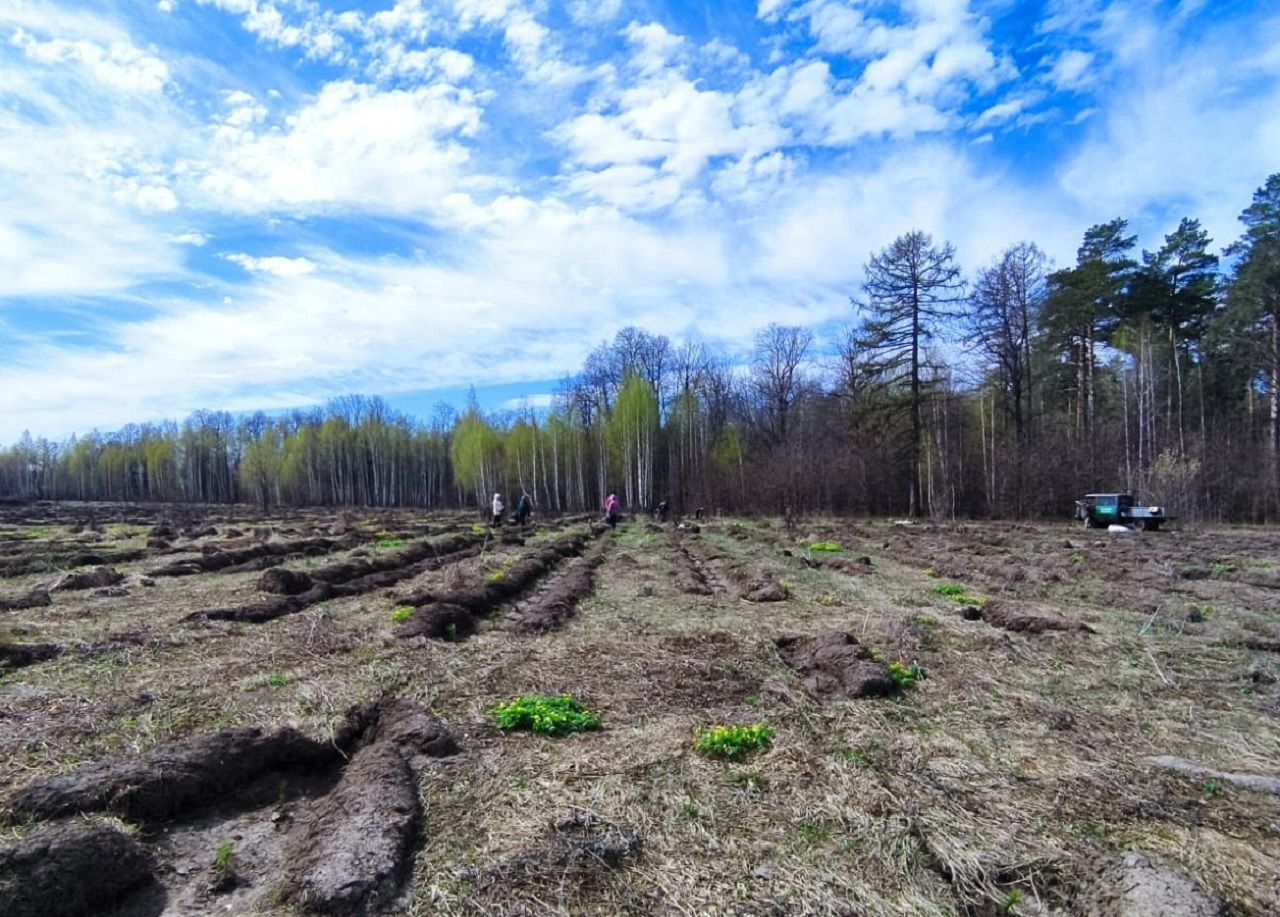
695,723,775,761
490,694,602,736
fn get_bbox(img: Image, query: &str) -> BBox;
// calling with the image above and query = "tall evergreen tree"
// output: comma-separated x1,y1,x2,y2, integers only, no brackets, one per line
855,230,965,515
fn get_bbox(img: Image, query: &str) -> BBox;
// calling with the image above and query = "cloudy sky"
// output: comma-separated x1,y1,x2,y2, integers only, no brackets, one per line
2,0,1277,442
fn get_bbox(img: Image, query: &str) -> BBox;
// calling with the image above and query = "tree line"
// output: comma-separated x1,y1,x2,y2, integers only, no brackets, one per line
4,173,1280,522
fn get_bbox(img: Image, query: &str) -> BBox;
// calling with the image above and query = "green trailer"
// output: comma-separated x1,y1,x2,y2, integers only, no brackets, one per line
1074,493,1171,531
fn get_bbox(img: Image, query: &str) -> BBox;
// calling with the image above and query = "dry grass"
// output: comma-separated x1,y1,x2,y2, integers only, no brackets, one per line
1,508,1278,915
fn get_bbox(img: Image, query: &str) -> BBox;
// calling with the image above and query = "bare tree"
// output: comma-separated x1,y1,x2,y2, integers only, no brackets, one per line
749,324,813,446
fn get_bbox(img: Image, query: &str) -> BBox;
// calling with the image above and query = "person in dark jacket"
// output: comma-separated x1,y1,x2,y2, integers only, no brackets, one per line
514,491,533,526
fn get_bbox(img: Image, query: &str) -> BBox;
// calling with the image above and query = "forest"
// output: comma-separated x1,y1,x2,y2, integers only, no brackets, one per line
3,173,1279,522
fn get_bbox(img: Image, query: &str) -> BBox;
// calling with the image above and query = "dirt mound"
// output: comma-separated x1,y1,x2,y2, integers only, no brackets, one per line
149,533,363,578
1080,851,1224,916
396,602,476,640
0,642,63,670
508,551,604,634
0,818,155,917
49,566,125,591
975,600,1095,634
396,534,591,638
6,725,341,824
284,703,456,915
192,542,481,625
674,545,713,595
258,567,315,595
775,631,895,699
0,588,51,612
743,579,788,602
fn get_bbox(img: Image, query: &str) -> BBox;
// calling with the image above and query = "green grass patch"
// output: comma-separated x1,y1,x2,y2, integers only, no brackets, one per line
694,723,775,761
807,541,843,553
391,606,413,624
490,694,602,737
376,538,405,549
263,672,293,689
932,582,985,605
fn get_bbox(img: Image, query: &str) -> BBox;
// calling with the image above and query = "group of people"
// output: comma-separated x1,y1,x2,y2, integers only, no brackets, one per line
489,491,680,529
490,491,533,528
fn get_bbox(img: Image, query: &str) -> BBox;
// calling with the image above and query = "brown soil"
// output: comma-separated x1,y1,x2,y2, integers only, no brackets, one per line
975,599,1096,633
507,549,605,634
258,566,315,596
193,542,481,624
0,588,51,611
283,702,456,915
0,641,63,670
0,818,156,917
5,725,342,824
775,631,896,699
48,566,125,591
396,534,591,638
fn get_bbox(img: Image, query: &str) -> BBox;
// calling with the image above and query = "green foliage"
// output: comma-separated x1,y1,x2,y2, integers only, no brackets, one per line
264,672,292,689
1071,552,1084,564
694,723,775,760
486,570,506,582
887,661,926,689
213,841,235,873
451,408,504,501
391,606,413,624
932,582,985,605
807,541,843,553
489,694,602,736
1001,888,1023,913
1202,778,1223,798
376,538,405,549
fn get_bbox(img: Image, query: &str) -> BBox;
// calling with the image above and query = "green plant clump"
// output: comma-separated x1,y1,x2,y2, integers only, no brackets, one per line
490,694,602,736
695,723,775,761
887,661,926,689
807,541,843,553
213,841,235,873
376,538,405,549
932,582,985,605
391,606,414,624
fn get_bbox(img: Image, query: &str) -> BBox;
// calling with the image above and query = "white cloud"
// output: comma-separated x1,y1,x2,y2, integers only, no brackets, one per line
172,231,209,246
502,393,556,410
1054,6,1280,246
223,253,317,276
1047,49,1094,91
192,79,482,213
10,28,170,94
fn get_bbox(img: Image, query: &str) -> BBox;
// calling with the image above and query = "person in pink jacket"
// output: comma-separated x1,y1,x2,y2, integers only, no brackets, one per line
604,493,620,529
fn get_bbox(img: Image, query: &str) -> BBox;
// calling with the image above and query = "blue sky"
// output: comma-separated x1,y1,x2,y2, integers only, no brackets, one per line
1,0,1277,441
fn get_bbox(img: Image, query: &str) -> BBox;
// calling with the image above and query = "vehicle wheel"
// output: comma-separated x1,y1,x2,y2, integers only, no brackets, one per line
1135,519,1148,531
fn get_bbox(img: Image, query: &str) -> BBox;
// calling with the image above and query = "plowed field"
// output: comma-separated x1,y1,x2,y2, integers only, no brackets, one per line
2,503,1277,916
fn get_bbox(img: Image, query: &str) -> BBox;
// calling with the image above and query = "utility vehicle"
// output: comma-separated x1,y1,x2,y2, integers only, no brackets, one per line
1074,493,1170,530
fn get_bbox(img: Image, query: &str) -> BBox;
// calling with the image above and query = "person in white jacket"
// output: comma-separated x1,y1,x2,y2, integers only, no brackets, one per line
491,493,504,528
